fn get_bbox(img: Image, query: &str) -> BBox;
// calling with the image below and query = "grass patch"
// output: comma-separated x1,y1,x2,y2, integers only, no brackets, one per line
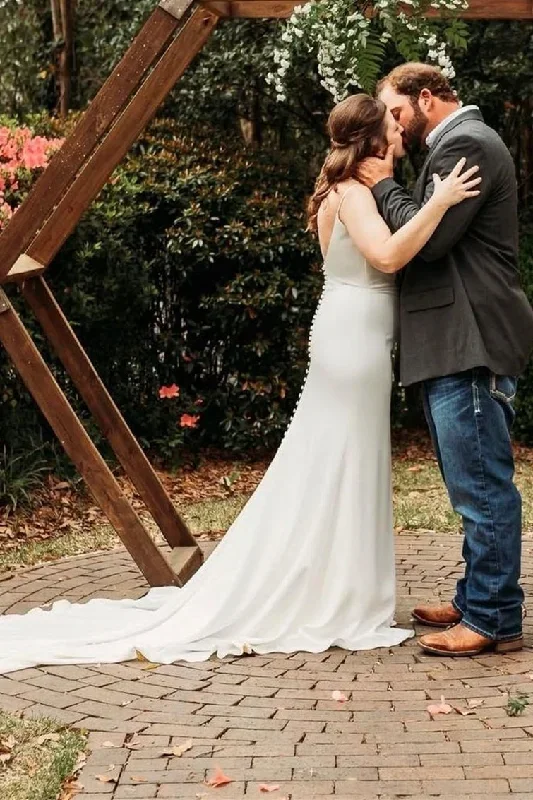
0,526,117,574
392,457,533,532
0,496,250,575
182,494,248,534
0,711,86,800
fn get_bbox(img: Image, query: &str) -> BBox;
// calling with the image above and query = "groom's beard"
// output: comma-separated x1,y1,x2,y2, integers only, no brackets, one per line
403,102,429,153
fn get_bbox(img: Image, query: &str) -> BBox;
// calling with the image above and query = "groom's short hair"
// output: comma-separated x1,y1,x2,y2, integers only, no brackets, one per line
377,63,458,103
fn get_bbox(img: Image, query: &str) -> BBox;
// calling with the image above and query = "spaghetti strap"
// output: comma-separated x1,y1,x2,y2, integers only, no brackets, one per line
337,183,361,223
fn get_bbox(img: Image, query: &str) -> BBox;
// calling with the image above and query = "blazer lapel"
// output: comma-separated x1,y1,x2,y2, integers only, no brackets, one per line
414,109,485,203
413,169,427,205
427,108,484,155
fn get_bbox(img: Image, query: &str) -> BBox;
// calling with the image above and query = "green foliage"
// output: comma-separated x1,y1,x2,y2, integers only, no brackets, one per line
0,117,320,464
0,0,49,116
505,691,530,717
72,0,154,104
0,442,49,514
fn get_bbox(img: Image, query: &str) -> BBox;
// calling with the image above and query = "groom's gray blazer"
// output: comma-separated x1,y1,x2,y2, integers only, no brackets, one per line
371,108,533,387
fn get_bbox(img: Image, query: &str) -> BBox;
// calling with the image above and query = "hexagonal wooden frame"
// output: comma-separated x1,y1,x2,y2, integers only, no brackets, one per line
0,0,530,586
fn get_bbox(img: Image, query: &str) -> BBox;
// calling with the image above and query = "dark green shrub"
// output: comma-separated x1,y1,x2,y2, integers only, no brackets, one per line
0,118,321,464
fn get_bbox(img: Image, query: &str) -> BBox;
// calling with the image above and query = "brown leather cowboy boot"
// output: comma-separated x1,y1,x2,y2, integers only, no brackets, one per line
412,602,462,628
418,623,523,657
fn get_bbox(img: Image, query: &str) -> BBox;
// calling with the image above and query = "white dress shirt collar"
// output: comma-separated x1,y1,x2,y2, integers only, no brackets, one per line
425,105,480,148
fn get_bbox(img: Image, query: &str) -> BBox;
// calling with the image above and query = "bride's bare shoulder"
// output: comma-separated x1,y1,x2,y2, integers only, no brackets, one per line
318,181,363,222
317,182,365,256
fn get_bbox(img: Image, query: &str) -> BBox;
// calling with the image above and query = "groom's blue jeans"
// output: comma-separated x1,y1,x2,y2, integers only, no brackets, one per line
422,368,523,641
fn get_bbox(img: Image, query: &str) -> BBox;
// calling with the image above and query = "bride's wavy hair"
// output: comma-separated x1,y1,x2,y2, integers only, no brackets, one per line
307,94,389,233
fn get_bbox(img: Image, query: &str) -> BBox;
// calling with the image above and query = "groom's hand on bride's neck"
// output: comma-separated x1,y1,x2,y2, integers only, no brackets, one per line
357,144,395,188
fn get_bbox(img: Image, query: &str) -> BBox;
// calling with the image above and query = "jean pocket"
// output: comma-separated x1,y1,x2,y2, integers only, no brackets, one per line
489,373,517,405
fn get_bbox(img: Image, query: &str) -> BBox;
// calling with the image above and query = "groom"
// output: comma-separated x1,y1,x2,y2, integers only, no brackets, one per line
358,62,533,656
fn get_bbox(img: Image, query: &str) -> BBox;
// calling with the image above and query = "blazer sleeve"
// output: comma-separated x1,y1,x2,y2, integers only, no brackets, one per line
371,134,492,263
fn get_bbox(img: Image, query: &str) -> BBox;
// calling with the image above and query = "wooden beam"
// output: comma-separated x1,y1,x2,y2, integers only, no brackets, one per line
427,0,533,17
5,255,45,283
201,0,533,18
0,288,179,587
23,8,218,269
21,276,203,585
0,2,199,284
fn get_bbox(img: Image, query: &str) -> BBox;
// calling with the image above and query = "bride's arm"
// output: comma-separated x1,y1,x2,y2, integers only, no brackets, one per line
340,158,480,274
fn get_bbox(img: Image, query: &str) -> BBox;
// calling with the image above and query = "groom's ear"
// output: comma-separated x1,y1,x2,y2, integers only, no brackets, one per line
419,88,433,112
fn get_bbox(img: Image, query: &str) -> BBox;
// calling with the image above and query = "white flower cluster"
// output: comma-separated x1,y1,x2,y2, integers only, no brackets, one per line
266,0,469,103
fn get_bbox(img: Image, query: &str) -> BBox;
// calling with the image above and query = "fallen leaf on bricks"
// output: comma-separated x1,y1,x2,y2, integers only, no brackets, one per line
426,696,453,715
331,690,348,703
206,767,234,787
451,705,476,716
162,739,193,757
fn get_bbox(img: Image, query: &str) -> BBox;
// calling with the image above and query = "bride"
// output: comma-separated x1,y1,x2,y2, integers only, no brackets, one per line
0,94,480,674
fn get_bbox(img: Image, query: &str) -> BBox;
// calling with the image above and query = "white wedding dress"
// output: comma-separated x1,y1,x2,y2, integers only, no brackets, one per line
0,212,413,675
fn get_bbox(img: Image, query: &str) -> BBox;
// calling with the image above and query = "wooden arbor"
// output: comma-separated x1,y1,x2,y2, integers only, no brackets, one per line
0,0,531,588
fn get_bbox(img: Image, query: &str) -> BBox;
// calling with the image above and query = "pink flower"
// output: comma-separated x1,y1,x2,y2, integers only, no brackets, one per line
159,384,180,399
180,414,200,428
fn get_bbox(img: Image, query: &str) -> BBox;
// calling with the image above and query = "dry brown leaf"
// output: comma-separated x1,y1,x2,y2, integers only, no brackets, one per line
331,690,348,703
59,778,84,800
0,752,13,764
259,784,281,792
95,774,116,783
135,649,149,662
162,739,193,757
1,734,16,751
451,705,475,716
466,698,485,709
129,775,147,782
73,751,87,772
206,767,234,787
426,696,453,716
394,525,405,534
36,732,61,745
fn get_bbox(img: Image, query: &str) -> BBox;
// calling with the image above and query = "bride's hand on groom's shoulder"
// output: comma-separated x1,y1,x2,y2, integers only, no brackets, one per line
432,158,482,209
356,144,395,188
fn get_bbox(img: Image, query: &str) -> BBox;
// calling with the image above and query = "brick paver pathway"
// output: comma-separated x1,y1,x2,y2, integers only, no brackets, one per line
1,532,533,799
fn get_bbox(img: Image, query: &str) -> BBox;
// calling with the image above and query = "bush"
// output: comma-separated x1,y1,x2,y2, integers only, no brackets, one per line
0,118,321,464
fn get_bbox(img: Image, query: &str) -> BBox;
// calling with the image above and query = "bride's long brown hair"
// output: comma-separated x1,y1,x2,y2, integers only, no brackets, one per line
307,94,389,233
